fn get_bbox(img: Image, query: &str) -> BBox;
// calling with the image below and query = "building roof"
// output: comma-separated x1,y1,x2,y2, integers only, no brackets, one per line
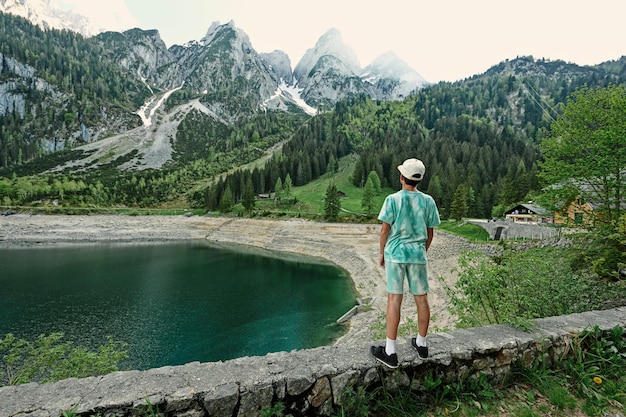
505,203,551,216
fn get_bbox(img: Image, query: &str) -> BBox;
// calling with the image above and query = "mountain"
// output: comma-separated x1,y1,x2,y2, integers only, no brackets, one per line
0,0,101,36
1,0,429,108
94,21,290,122
362,51,428,100
94,28,175,92
260,50,294,85
294,28,361,86
293,29,427,106
482,56,609,81
2,10,625,216
0,6,429,168
0,11,150,160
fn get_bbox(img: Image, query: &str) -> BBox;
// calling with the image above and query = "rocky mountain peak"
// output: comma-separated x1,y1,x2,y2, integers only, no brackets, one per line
362,51,429,99
293,28,361,85
261,50,294,85
95,28,174,83
201,20,236,45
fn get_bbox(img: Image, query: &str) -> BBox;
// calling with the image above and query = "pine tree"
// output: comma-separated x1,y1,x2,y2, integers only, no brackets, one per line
242,178,255,212
449,183,469,221
219,185,234,213
361,178,375,215
324,182,340,221
283,174,293,201
274,177,283,200
366,171,381,195
327,155,339,173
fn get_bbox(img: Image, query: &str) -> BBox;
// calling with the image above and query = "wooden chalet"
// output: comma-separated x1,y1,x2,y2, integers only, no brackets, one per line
504,203,553,224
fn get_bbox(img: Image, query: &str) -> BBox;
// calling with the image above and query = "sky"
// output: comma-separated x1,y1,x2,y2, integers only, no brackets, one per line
54,0,626,83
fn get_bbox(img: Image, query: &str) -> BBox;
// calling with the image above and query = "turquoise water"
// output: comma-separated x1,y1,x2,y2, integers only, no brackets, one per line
0,242,356,370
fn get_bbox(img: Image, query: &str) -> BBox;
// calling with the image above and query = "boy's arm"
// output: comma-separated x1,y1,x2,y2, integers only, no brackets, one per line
379,222,391,267
426,227,434,251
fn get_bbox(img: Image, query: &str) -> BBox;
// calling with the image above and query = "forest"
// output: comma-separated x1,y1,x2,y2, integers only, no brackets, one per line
202,66,624,220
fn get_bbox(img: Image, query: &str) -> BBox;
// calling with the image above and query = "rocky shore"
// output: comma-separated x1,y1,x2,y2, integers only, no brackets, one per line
0,213,494,347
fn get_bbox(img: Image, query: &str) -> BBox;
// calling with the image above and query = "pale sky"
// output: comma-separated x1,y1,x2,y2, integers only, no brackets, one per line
55,0,626,83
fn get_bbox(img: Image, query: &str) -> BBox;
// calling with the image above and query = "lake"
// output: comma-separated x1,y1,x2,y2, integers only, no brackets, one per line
0,241,356,370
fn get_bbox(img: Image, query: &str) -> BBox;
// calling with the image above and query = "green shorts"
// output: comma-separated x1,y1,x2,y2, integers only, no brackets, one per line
385,262,429,295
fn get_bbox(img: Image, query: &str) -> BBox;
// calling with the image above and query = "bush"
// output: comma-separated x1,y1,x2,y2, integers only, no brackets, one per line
443,245,626,330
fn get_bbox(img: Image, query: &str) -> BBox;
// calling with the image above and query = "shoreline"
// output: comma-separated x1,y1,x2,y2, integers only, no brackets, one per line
0,214,474,348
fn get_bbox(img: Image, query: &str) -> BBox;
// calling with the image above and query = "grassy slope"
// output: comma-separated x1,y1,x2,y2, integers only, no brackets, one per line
253,154,392,221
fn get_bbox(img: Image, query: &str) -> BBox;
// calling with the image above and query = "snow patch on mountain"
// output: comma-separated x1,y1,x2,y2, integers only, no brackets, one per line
136,84,183,127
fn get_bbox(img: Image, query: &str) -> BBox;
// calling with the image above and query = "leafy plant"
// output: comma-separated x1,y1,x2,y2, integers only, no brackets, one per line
61,407,77,417
513,326,626,416
0,332,127,386
261,402,290,417
331,386,372,417
141,398,165,417
444,244,626,329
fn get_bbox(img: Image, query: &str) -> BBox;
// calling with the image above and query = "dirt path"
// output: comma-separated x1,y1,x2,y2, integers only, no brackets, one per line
0,214,486,347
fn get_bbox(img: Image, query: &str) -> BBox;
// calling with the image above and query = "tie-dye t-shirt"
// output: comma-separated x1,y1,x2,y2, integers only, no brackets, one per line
377,190,441,264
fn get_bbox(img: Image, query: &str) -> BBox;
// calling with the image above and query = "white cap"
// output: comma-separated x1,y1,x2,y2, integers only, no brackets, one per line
397,158,425,181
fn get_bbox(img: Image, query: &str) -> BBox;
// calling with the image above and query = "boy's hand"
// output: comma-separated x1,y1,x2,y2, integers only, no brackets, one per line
379,254,385,267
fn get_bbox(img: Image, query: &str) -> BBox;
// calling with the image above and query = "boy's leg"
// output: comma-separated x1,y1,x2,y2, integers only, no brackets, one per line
385,263,406,354
371,292,403,369
413,294,430,338
412,294,430,359
406,263,430,338
386,293,403,340
370,263,403,368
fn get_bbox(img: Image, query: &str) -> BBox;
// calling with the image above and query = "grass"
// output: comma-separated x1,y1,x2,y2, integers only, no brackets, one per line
253,155,391,221
437,219,490,241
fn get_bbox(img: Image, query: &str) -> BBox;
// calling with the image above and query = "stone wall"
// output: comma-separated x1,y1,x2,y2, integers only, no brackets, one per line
468,219,561,240
1,307,625,417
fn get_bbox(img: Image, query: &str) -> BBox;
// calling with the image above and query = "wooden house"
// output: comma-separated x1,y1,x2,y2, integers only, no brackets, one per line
504,203,553,224
554,196,596,226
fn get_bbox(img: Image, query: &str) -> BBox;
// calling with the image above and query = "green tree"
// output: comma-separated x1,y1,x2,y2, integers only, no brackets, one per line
282,173,293,201
327,155,339,173
366,170,381,195
242,178,255,212
205,185,219,211
324,182,340,221
449,183,469,220
361,177,375,215
540,84,626,231
274,177,283,200
426,175,444,209
219,185,234,213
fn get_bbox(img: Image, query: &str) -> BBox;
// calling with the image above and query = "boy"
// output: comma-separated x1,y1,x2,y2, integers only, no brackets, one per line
370,158,441,368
